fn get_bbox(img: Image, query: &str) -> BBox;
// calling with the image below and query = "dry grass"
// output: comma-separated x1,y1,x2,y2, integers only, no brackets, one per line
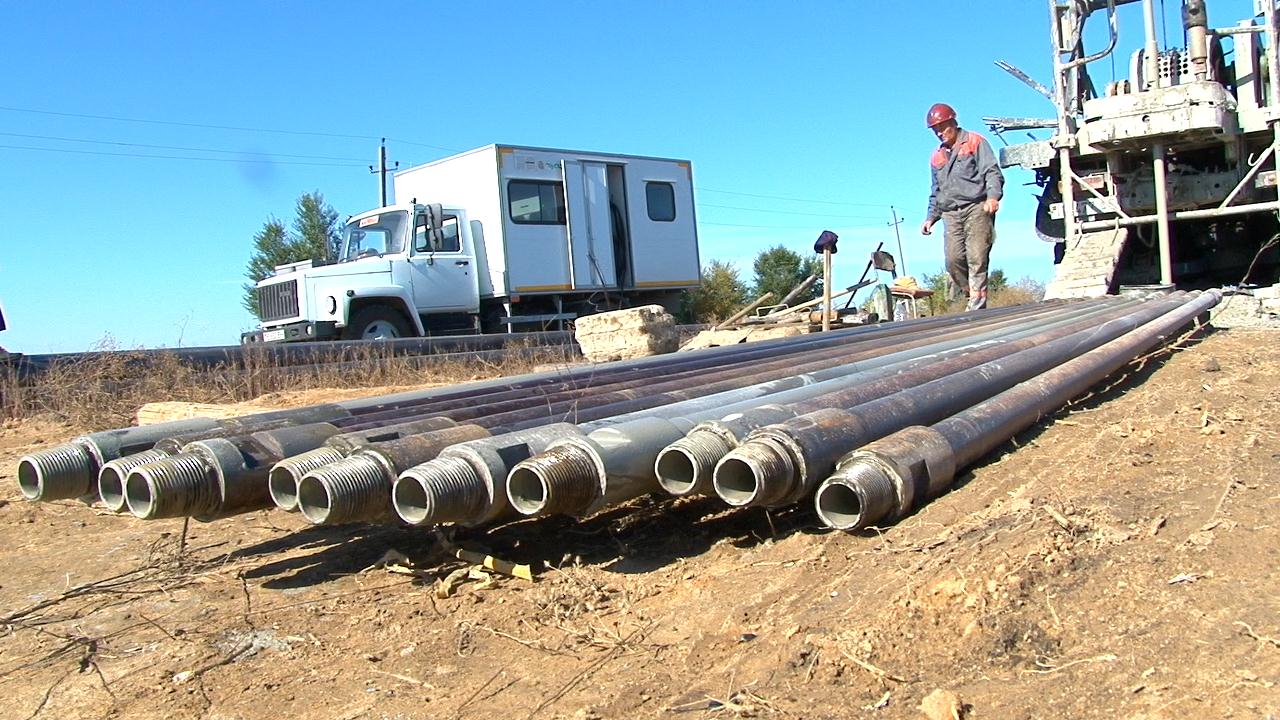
923,276,1047,316
0,337,581,431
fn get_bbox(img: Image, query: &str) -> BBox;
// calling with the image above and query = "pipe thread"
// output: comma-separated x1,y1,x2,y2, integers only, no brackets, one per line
17,444,96,501
508,445,598,517
817,462,897,531
397,456,486,526
713,439,794,507
657,432,733,497
127,452,217,520
269,446,345,511
298,455,388,525
98,449,170,512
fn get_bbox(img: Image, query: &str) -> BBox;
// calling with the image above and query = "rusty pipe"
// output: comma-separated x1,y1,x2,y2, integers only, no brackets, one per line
505,299,1134,518
125,422,344,520
714,293,1195,508
655,296,1142,496
392,423,583,527
294,424,490,525
815,290,1219,530
268,415,459,511
17,403,353,502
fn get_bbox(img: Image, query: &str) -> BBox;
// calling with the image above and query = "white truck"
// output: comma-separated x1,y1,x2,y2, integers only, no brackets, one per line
242,144,701,343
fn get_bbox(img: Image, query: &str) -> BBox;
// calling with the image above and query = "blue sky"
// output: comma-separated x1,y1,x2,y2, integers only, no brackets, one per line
0,1,1253,352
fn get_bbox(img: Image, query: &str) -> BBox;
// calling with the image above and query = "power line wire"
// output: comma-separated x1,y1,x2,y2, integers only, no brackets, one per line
0,143,365,167
699,201,888,220
697,186,900,208
0,104,459,152
700,220,887,230
0,130,370,161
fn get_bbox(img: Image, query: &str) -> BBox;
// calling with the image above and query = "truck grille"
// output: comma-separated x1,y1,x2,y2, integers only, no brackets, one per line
258,279,299,321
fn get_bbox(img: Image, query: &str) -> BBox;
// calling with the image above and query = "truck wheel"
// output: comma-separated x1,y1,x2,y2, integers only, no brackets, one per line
343,306,413,341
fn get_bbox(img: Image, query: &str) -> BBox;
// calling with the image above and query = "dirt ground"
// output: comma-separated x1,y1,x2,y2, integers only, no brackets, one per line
1,326,1277,720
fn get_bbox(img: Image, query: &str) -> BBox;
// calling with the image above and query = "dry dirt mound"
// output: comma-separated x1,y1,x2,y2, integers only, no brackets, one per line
0,328,1276,719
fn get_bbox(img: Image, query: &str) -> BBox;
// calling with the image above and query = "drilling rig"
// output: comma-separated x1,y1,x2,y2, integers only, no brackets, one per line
989,0,1280,298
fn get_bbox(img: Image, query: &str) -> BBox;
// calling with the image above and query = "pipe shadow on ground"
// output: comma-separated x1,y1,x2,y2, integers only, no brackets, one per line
228,523,437,589
232,497,826,590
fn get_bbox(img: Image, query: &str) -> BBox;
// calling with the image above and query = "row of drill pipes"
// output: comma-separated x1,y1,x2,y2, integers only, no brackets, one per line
16,291,1218,534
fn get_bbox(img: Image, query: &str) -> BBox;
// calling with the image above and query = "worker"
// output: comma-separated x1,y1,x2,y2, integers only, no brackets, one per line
919,103,1004,311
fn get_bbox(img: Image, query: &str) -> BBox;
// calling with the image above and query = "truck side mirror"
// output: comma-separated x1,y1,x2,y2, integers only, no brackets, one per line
425,203,446,251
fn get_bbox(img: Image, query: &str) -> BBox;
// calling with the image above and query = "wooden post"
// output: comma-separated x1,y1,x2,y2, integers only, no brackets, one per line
822,248,833,332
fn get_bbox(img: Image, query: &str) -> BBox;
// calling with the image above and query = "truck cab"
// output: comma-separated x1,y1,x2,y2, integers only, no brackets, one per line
242,202,480,343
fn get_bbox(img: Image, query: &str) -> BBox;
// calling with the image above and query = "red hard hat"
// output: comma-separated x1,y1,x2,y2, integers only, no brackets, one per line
926,103,957,128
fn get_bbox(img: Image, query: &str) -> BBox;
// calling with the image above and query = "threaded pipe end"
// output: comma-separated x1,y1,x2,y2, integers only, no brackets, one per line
297,455,389,525
815,461,897,531
507,444,598,517
395,456,486,526
98,449,171,513
713,439,795,508
126,452,217,520
656,432,734,497
269,446,345,512
17,444,96,501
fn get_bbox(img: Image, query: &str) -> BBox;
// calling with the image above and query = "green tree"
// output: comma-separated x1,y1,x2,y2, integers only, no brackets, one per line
751,245,822,305
292,191,342,262
988,268,1008,293
686,259,750,322
242,192,343,318
242,219,291,317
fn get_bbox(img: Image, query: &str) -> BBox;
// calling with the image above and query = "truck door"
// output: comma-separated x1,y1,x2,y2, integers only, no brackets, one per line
408,213,480,313
562,160,618,289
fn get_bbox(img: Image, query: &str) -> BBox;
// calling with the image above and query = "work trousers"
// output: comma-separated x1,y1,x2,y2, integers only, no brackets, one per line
941,202,995,310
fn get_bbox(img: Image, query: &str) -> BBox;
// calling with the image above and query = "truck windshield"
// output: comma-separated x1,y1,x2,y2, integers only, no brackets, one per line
341,211,408,261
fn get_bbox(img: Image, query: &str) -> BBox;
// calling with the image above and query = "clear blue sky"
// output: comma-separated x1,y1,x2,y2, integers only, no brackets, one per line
0,1,1251,352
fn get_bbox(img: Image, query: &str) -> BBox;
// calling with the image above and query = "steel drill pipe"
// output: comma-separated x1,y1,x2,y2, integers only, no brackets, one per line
499,300,1130,518
346,305,1065,429
471,303,1090,432
18,309,1027,502
653,297,1142,496
295,424,491,525
393,423,584,527
342,303,1059,419
567,300,1113,428
267,415,459,511
95,415,332,513
508,416,698,517
17,404,354,503
815,290,1219,531
125,423,344,520
712,293,1195,509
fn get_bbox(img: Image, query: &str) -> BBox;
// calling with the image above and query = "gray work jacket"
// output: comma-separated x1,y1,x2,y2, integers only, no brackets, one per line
925,129,1004,223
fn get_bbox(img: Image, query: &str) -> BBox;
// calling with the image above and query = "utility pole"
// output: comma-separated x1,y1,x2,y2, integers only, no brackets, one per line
369,138,400,207
888,205,907,277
